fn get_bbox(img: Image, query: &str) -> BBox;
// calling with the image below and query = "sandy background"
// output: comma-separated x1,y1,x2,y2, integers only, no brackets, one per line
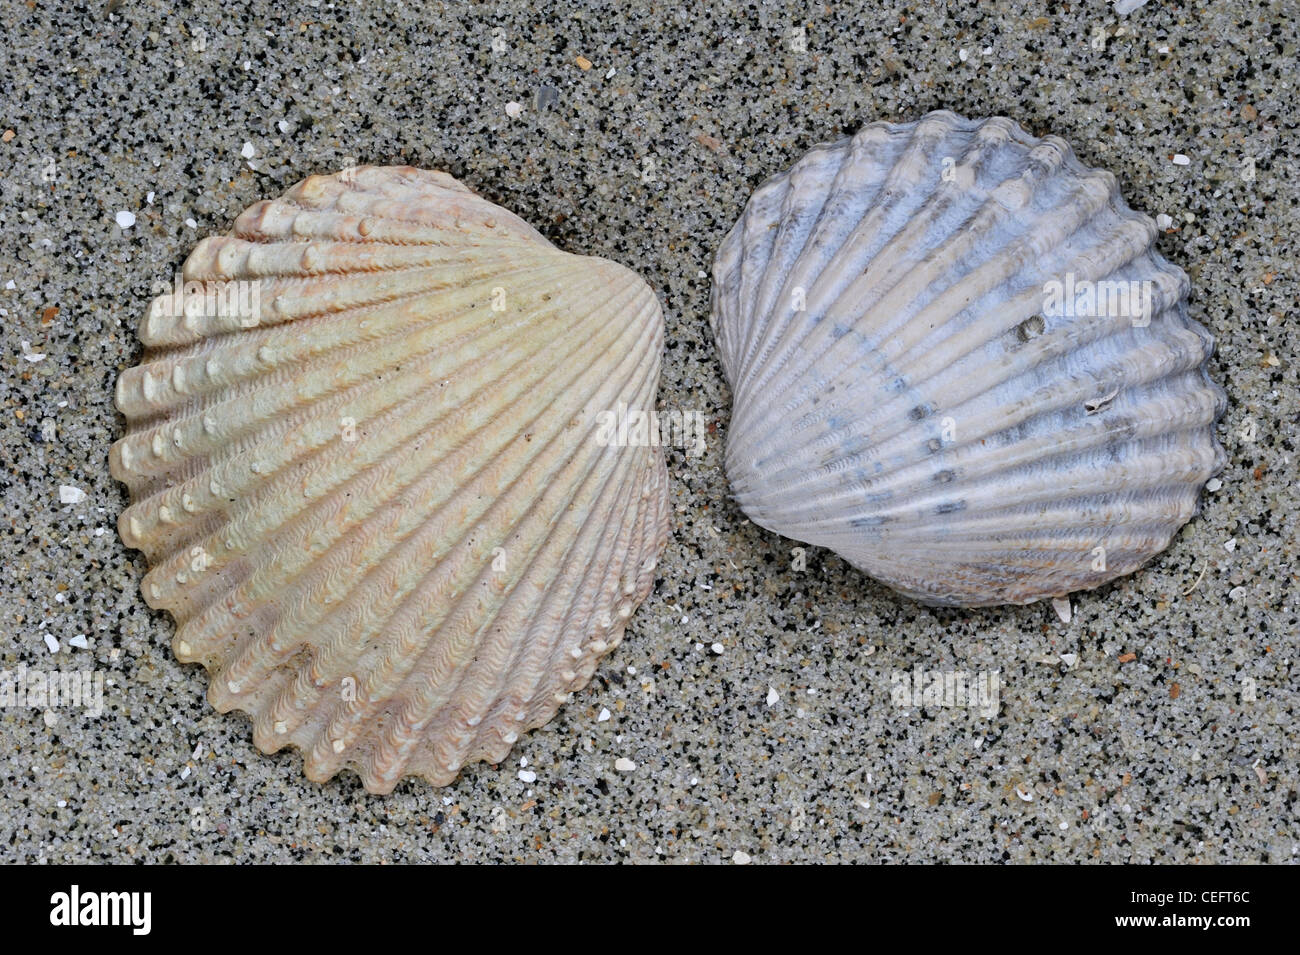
1,0,1295,862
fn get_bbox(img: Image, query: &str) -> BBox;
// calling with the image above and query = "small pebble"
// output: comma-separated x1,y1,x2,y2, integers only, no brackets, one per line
732,850,751,865
518,769,536,783
115,210,136,229
614,757,636,772
58,484,87,504
597,707,610,722
504,101,523,119
1052,596,1072,624
534,85,559,111
43,633,60,653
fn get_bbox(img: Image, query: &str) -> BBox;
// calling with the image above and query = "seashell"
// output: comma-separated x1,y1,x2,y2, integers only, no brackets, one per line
111,166,670,792
711,111,1225,608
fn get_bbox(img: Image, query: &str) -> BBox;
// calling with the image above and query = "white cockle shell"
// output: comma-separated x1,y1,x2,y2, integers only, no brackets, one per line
712,111,1225,607
111,166,670,792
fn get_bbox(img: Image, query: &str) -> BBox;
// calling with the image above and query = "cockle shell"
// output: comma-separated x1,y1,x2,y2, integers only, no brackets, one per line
711,111,1226,607
111,166,670,792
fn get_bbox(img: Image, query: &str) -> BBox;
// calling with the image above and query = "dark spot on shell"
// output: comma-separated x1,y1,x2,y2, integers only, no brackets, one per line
1016,314,1046,342
850,515,888,527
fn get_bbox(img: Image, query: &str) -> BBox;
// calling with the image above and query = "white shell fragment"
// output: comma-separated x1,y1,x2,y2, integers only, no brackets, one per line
711,111,1225,607
112,166,670,792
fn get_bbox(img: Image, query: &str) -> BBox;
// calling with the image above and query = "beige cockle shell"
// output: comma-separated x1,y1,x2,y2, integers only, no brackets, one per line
111,166,670,792
712,111,1226,607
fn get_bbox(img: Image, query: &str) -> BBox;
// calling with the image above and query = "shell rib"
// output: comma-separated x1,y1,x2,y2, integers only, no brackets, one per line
112,166,670,792
711,111,1225,607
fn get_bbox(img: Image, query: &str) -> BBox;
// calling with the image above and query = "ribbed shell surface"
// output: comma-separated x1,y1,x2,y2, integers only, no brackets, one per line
111,167,670,792
711,112,1225,607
